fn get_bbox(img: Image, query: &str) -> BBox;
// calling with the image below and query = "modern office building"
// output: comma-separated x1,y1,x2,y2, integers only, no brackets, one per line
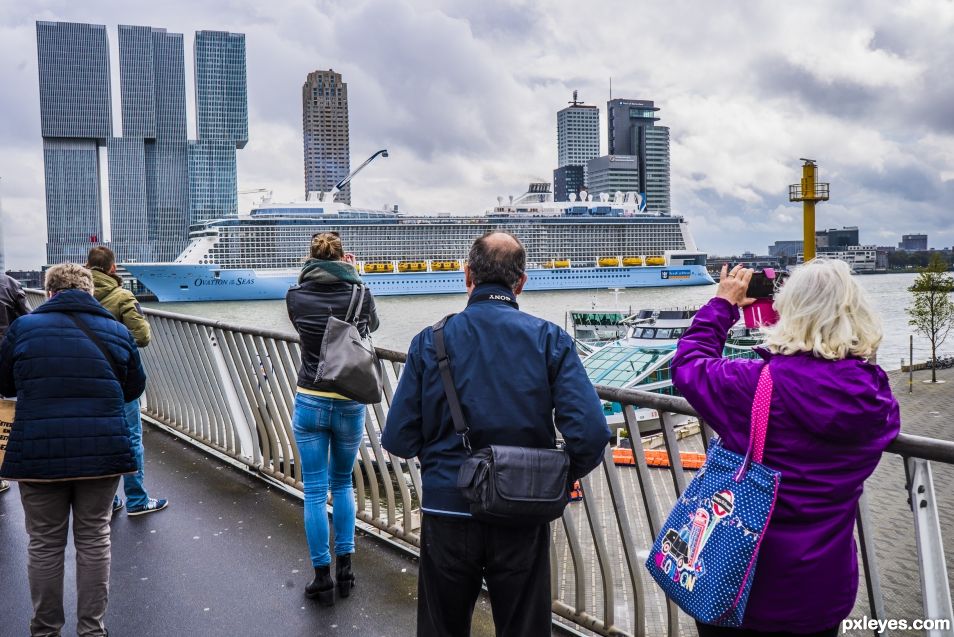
37,21,247,267
816,226,859,250
605,99,670,214
768,240,804,259
553,165,585,203
554,92,599,201
303,69,351,204
585,155,641,197
194,31,248,148
899,234,928,251
37,21,112,264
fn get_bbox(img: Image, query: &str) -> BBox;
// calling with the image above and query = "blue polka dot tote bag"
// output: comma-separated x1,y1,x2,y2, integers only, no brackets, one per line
645,364,781,626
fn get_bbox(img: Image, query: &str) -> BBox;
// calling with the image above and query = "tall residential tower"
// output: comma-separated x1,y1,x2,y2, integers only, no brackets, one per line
553,91,599,201
303,70,351,204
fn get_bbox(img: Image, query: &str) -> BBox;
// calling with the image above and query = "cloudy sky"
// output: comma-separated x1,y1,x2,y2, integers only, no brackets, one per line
2,0,953,269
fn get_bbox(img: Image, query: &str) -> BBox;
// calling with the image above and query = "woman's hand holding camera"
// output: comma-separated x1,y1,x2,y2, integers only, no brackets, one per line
716,264,757,307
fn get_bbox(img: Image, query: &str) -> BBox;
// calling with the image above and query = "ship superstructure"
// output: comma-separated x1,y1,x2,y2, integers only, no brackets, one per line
124,182,714,301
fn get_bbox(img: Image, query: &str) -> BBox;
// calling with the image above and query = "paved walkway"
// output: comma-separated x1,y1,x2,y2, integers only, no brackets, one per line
0,424,502,637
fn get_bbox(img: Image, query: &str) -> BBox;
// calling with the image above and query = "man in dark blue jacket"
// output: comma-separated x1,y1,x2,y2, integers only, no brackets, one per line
382,231,610,637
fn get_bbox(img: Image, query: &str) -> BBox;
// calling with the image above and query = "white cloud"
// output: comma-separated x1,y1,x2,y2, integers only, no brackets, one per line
2,0,954,270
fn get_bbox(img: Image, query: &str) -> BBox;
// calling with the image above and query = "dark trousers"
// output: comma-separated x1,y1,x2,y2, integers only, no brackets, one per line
417,514,551,637
696,623,839,637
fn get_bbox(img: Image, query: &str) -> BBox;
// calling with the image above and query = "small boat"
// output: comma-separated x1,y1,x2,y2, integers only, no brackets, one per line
397,260,428,273
430,259,460,271
622,256,643,266
544,259,571,268
598,257,620,267
645,256,666,266
363,262,394,274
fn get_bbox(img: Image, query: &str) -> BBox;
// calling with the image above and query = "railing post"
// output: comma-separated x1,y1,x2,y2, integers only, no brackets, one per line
206,329,259,461
906,457,954,633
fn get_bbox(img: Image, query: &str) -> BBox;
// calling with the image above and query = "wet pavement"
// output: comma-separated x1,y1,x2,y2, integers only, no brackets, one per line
0,424,502,637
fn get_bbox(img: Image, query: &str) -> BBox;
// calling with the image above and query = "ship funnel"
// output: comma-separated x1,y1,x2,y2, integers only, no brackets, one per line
509,195,514,205
568,192,577,202
599,192,610,203
614,191,623,204
579,190,587,202
497,196,503,205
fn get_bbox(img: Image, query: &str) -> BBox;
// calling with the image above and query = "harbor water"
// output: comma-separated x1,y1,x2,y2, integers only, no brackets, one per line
145,272,947,371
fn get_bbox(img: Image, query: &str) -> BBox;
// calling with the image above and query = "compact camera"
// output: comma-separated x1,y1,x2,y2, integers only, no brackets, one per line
740,267,788,328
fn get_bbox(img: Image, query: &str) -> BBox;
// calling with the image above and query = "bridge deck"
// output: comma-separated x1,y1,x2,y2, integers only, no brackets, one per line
0,425,504,637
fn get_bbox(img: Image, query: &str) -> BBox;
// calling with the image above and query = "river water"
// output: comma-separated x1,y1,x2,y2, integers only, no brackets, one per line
145,272,948,371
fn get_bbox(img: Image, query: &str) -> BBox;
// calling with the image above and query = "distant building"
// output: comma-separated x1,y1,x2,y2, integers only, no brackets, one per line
604,99,670,214
816,226,859,250
553,165,585,203
6,270,43,290
768,240,804,259
586,155,641,199
798,245,879,272
556,92,599,195
303,70,351,204
899,234,928,251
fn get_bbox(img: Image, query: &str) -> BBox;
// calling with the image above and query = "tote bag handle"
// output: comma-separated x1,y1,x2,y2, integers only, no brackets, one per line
734,364,773,482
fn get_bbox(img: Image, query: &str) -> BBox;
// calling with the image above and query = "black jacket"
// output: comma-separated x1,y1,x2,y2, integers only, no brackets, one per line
286,279,380,393
0,274,29,340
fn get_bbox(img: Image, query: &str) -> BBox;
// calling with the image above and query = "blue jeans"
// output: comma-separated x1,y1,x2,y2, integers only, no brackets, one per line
118,398,150,509
292,393,365,567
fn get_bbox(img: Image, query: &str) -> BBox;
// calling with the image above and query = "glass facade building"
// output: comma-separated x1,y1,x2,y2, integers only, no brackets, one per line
555,96,599,200
194,31,248,148
606,99,671,215
38,21,246,267
188,140,238,225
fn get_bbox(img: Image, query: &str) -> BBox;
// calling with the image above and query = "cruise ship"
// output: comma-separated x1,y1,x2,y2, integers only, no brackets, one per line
123,183,714,302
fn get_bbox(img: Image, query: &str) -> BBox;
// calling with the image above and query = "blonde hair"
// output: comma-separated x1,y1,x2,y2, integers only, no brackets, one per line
762,259,881,360
310,233,344,260
45,263,94,295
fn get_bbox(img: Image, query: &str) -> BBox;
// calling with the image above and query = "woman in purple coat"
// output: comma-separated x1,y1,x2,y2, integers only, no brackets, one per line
672,259,900,636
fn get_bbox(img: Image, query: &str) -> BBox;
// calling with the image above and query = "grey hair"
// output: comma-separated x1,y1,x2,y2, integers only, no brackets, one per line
762,258,882,361
44,263,94,295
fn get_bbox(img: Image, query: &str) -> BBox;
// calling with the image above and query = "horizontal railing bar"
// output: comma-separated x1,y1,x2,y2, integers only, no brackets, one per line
888,432,954,464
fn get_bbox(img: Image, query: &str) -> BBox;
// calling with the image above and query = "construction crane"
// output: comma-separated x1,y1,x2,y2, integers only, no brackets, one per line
788,159,830,262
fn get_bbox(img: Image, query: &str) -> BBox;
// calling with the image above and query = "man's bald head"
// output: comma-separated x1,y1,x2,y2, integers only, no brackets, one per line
467,231,526,290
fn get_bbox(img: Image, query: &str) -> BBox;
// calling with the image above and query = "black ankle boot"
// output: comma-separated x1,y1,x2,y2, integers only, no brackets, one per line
336,553,355,598
305,565,335,606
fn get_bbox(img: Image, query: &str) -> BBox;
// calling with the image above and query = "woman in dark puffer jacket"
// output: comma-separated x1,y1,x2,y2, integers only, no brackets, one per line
0,263,146,637
286,232,379,606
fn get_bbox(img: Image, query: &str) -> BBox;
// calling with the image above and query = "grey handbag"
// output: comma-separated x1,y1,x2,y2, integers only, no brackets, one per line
315,285,383,404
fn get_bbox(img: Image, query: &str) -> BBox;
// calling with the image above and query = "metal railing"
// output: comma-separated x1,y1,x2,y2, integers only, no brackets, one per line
22,290,954,636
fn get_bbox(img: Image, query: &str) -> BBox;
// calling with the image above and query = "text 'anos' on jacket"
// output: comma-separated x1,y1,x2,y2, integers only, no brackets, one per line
381,283,612,517
91,268,151,347
671,297,900,633
0,289,147,481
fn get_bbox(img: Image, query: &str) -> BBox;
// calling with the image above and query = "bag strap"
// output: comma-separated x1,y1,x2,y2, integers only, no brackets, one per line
734,363,773,481
65,313,124,383
432,314,472,454
343,285,364,324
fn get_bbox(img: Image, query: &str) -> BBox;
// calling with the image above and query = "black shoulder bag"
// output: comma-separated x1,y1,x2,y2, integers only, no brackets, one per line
433,315,570,526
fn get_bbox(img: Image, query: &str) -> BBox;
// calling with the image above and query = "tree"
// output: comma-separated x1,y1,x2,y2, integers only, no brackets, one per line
907,252,954,382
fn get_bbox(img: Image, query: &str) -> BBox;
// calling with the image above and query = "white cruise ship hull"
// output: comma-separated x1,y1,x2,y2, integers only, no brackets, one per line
124,264,714,302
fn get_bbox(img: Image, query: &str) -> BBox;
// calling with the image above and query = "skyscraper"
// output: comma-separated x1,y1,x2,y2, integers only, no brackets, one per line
112,25,190,262
190,31,247,223
303,70,351,204
606,99,670,214
37,21,247,268
37,21,112,264
554,91,599,201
